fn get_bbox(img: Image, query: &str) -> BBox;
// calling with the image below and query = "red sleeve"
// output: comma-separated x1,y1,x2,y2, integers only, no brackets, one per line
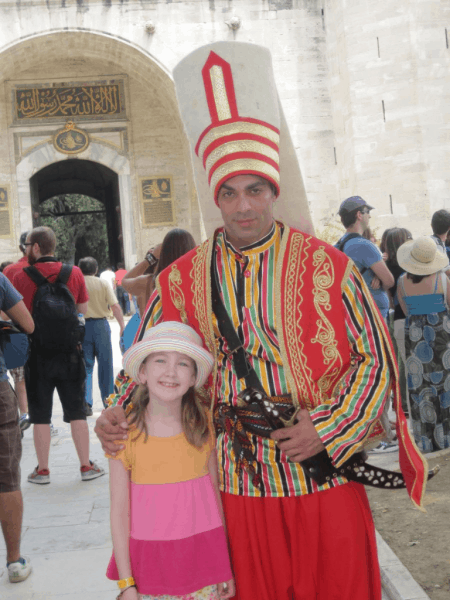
68,266,89,304
11,271,35,312
10,271,19,289
3,264,15,283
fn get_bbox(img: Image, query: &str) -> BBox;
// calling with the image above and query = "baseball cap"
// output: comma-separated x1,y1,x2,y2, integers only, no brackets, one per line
338,196,374,216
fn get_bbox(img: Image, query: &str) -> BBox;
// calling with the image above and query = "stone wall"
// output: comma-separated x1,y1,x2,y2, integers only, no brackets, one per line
0,0,336,263
0,0,448,262
325,0,450,238
0,30,194,265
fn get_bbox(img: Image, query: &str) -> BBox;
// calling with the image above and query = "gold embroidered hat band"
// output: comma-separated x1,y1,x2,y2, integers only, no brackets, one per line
173,41,314,234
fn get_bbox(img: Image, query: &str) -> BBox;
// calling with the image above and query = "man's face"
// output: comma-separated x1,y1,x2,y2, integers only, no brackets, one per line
359,208,371,231
25,237,38,265
217,174,277,249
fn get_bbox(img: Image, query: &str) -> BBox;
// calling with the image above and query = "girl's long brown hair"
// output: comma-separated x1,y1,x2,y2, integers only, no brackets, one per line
154,229,196,277
128,380,209,448
386,228,413,266
142,229,197,302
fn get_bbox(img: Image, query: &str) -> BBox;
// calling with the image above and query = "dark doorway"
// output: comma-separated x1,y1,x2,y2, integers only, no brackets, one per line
29,159,123,268
39,194,110,271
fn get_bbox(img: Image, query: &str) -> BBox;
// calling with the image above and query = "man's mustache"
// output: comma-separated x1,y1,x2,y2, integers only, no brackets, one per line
233,213,257,221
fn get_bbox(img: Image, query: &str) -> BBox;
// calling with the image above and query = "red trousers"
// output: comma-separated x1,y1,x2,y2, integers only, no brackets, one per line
221,482,381,600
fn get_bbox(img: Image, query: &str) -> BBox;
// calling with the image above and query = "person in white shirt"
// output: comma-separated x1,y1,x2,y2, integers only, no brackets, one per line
99,267,116,291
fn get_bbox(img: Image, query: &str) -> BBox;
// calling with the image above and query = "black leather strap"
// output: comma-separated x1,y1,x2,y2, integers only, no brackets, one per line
23,265,47,287
24,263,72,286
211,260,264,392
57,264,72,285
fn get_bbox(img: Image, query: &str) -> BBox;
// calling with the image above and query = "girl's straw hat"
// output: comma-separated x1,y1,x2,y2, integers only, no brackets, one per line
397,236,449,276
123,321,214,388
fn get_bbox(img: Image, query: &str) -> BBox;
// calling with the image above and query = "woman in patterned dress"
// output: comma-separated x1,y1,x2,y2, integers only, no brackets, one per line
397,236,450,453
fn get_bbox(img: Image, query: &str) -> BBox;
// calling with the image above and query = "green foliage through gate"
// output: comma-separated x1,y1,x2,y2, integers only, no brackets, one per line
40,194,110,271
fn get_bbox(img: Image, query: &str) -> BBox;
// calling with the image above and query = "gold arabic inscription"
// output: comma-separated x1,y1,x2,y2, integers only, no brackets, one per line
14,82,125,122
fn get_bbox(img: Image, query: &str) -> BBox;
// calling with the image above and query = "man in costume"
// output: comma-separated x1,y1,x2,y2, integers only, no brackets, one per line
96,42,428,600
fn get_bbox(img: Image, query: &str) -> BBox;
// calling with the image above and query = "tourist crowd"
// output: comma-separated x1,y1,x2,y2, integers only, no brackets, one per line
1,206,448,594
336,201,450,456
0,40,446,600
0,223,200,588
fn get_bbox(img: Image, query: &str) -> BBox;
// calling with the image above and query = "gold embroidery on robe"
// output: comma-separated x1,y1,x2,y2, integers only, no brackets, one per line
282,231,314,409
190,240,216,356
275,224,298,407
311,246,342,400
168,264,188,324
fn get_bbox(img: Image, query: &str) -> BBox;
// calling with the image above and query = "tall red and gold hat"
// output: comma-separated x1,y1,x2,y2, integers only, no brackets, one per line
173,42,313,234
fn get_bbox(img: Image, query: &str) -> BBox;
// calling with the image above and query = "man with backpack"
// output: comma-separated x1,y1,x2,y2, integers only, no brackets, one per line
12,226,105,484
335,196,394,320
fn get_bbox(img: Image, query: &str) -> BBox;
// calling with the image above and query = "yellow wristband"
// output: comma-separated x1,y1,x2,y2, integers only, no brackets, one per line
118,576,135,590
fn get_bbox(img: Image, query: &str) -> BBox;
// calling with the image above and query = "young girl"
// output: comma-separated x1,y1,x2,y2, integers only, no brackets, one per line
106,322,235,600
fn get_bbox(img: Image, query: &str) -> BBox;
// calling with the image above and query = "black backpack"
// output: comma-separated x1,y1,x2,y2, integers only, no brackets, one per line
335,233,368,276
24,264,85,352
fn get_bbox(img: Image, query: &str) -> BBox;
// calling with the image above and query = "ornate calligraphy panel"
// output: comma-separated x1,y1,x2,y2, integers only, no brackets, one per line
12,79,126,124
139,176,175,227
0,186,12,238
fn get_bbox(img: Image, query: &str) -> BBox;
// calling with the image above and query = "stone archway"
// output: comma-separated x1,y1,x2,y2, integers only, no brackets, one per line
16,141,135,266
0,30,203,263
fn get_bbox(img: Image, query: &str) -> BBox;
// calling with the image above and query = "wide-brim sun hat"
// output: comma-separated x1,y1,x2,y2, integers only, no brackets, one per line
397,236,449,276
123,322,214,388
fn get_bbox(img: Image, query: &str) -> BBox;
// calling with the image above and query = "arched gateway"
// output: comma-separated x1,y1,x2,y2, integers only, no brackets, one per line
30,159,123,268
0,30,203,266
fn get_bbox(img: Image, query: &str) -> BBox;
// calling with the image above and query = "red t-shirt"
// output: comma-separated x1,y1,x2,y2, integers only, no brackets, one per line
12,260,89,313
115,269,127,286
3,256,29,284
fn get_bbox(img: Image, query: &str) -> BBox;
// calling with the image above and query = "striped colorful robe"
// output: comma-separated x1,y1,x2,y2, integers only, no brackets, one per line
110,222,427,508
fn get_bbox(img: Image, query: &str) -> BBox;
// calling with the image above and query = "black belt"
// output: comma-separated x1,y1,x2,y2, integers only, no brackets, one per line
85,317,106,321
210,249,439,492
215,389,440,491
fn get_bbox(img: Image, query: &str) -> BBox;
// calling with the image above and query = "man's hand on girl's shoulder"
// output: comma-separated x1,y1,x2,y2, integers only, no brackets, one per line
218,579,236,599
94,405,128,455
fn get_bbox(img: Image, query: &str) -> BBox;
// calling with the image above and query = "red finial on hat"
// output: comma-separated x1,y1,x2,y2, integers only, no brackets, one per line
202,51,239,124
